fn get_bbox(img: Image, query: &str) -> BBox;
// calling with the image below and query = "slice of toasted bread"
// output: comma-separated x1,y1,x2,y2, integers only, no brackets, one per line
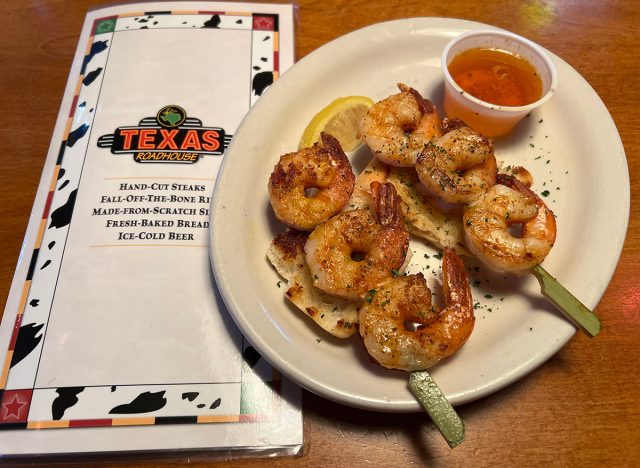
356,156,469,255
267,229,360,338
387,167,470,255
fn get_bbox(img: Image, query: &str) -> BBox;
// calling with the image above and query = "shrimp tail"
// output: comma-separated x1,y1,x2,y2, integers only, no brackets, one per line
321,132,345,156
497,173,553,218
441,117,467,134
370,181,404,229
502,166,534,187
497,173,537,200
397,83,435,116
442,248,473,311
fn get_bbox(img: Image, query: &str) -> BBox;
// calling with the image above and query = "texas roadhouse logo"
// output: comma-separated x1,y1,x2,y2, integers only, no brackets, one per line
97,105,232,163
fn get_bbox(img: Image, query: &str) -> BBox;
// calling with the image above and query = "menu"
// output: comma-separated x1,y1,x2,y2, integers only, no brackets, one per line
0,1,302,457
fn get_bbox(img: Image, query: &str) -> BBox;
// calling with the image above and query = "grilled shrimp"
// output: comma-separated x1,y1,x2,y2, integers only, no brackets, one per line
463,174,556,274
305,181,410,300
358,248,475,371
268,133,355,231
415,125,497,204
360,83,442,167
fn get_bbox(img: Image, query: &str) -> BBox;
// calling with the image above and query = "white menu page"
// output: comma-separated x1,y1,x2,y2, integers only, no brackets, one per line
0,1,302,456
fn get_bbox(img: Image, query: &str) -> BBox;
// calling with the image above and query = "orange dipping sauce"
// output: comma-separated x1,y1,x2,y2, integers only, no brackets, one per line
448,48,542,107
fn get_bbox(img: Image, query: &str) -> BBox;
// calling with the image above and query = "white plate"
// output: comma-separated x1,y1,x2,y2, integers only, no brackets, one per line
210,18,629,412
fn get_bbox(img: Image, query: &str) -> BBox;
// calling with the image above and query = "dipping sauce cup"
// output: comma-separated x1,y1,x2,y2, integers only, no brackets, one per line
441,30,558,137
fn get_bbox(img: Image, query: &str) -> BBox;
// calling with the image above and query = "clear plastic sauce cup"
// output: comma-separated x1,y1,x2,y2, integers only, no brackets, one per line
441,30,558,137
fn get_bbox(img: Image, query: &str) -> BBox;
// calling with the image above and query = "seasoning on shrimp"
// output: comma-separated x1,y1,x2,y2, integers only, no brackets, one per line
304,181,410,300
268,133,355,231
358,248,475,371
462,174,556,274
415,124,497,204
360,83,442,167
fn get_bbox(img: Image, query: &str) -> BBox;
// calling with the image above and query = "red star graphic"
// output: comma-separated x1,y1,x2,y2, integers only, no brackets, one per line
0,389,32,423
2,395,26,421
253,16,274,31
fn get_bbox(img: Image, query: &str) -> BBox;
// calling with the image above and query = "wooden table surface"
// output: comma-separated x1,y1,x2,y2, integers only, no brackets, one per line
1,0,638,466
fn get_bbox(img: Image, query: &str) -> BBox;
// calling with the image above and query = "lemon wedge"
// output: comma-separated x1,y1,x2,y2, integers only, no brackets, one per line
299,95,374,151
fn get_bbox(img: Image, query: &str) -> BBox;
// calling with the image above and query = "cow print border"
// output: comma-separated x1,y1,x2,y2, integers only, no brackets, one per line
0,9,283,431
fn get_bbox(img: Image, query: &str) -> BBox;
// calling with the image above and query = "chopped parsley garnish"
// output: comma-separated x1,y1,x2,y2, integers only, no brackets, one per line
365,289,377,303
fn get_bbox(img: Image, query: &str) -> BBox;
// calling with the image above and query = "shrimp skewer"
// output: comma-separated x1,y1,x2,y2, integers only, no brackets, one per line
358,248,474,372
463,175,601,336
462,174,556,274
268,133,355,231
360,83,442,167
305,181,410,300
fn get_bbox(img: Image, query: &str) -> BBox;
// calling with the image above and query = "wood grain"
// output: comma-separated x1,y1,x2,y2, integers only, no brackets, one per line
0,1,638,466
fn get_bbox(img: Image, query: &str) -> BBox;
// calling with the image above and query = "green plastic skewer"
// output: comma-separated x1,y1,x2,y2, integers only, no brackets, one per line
409,371,464,448
532,265,601,337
